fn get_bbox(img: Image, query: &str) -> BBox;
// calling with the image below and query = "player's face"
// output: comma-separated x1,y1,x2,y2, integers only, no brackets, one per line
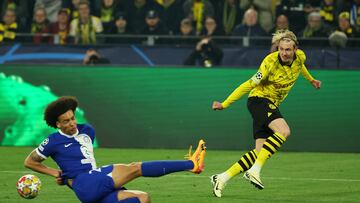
278,40,297,65
57,110,77,135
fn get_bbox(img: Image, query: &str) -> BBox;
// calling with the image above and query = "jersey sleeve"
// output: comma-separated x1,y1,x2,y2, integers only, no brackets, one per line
301,64,314,82
35,137,55,159
250,56,270,85
296,50,314,82
221,55,270,108
221,80,255,108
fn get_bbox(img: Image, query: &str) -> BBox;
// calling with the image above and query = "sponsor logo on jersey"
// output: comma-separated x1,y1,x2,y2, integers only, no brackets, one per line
273,81,295,89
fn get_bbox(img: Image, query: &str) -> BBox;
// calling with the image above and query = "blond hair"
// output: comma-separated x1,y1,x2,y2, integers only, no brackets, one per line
271,29,298,46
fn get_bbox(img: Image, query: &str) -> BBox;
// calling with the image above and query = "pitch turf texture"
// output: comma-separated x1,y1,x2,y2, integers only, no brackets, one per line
1,147,359,203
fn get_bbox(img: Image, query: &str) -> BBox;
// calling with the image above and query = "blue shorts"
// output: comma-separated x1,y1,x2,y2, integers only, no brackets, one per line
72,165,118,203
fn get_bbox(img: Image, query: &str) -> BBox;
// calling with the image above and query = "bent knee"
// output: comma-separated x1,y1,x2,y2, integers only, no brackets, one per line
127,162,142,176
277,128,290,138
138,192,151,203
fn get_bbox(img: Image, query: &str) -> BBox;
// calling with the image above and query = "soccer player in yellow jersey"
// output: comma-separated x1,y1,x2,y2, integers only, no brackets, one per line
210,30,322,197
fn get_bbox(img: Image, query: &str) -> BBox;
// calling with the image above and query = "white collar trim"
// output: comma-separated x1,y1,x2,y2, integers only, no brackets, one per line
58,129,79,138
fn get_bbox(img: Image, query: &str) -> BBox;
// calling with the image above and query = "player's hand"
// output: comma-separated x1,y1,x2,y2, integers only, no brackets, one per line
54,170,65,186
212,101,224,110
311,79,321,89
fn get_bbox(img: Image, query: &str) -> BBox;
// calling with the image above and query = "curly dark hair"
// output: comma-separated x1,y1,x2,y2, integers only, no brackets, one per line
44,96,78,128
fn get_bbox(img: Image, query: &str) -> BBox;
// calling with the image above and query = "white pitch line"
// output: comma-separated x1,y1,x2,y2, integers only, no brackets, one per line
165,174,360,183
1,171,360,183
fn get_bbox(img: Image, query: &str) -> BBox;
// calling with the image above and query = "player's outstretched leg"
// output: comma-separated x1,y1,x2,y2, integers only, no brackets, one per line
140,139,206,177
210,149,257,197
111,140,207,189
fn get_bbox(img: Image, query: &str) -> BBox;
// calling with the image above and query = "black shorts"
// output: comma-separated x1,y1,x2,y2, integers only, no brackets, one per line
247,97,283,139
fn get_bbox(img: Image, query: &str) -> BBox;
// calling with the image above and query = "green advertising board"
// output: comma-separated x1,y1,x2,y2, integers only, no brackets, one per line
0,65,359,152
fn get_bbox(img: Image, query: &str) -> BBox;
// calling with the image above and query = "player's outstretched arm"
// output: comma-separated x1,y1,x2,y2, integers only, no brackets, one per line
24,150,63,185
300,64,321,89
212,101,224,110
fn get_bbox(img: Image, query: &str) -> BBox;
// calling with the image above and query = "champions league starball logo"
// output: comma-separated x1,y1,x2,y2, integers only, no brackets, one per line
255,72,263,80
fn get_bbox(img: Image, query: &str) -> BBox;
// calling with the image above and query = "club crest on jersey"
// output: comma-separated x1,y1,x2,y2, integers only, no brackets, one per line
83,136,91,143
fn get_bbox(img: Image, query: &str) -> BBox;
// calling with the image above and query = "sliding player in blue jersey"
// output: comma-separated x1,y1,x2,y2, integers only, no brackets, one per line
24,96,206,203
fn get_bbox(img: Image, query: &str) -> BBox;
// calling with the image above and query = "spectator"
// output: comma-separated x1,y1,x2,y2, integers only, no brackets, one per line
299,11,329,38
176,18,197,45
213,0,243,35
276,0,309,33
140,9,168,35
184,37,223,67
107,12,134,44
201,16,224,36
319,0,338,29
335,11,359,38
183,0,215,35
83,48,111,65
124,0,155,34
269,14,289,35
232,8,267,37
240,0,274,32
179,18,195,36
154,0,184,35
35,0,62,23
110,12,131,34
49,8,70,44
0,8,17,43
1,0,35,33
63,0,81,22
31,6,51,44
69,0,103,44
99,0,117,33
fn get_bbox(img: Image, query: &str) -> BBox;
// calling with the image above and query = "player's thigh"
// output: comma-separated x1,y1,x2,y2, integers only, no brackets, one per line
101,190,150,203
111,163,142,188
268,118,290,138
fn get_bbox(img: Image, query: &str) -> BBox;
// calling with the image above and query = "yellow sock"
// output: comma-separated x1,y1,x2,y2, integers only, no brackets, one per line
225,149,258,178
255,132,286,168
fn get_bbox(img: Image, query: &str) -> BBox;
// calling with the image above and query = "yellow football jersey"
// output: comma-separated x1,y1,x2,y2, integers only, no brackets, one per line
222,49,314,108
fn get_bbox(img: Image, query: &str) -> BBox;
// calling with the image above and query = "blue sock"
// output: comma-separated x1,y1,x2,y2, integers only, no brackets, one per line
141,160,194,177
118,197,140,203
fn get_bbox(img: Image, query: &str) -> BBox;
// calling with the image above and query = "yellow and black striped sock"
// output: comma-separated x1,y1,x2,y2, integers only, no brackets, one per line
256,132,286,168
225,149,258,178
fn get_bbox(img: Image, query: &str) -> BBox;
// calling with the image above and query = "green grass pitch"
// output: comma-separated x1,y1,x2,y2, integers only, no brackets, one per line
1,147,359,203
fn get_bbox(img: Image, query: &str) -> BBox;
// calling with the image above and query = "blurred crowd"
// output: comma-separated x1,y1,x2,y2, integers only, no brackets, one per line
0,0,360,44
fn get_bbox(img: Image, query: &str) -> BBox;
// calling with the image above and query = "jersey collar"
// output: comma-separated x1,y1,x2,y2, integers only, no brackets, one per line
58,129,79,138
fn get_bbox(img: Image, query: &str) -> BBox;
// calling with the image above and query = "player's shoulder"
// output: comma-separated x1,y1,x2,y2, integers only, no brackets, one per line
264,51,279,64
295,49,306,63
39,131,61,148
77,124,95,136
77,123,94,131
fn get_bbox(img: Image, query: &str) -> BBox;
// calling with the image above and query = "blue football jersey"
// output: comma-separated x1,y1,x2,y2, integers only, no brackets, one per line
36,124,97,179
